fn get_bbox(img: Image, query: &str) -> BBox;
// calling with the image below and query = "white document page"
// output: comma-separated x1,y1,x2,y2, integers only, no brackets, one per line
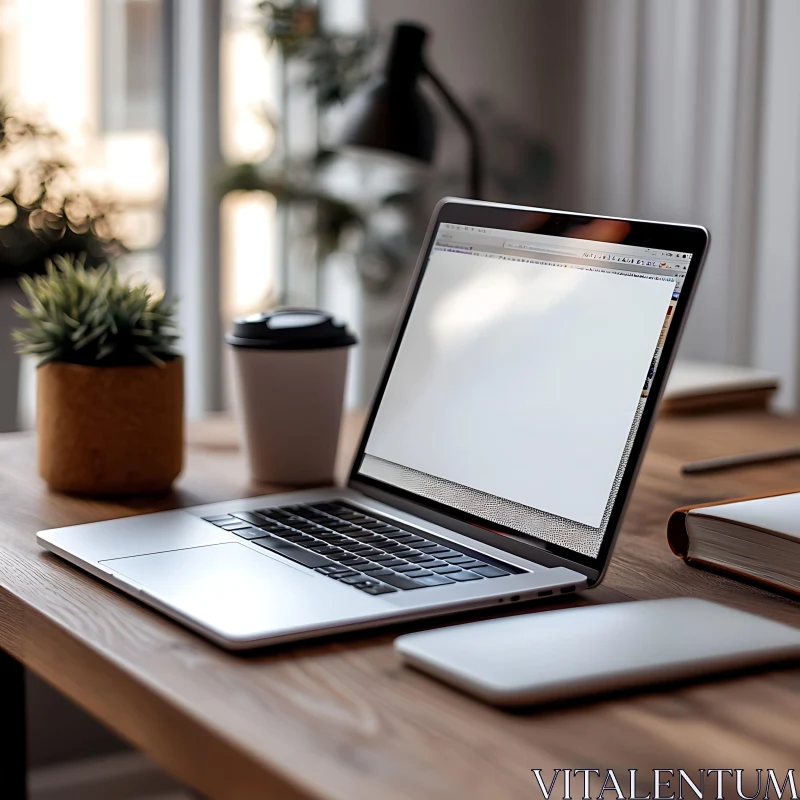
365,250,674,528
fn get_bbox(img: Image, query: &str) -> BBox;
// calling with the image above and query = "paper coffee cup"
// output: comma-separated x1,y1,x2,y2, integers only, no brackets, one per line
227,309,357,485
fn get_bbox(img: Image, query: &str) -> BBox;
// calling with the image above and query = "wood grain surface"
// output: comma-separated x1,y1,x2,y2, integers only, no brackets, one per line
1,409,799,799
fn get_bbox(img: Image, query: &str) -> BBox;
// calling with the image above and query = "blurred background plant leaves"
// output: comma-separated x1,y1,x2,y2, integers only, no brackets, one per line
218,4,554,301
257,0,375,108
0,98,125,282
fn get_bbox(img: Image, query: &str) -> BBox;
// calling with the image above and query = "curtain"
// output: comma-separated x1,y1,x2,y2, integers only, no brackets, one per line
579,0,800,409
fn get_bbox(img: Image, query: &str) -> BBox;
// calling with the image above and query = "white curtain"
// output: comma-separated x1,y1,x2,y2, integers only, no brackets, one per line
579,0,800,409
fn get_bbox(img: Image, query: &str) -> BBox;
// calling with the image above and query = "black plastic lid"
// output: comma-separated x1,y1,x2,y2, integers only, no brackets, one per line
226,309,357,350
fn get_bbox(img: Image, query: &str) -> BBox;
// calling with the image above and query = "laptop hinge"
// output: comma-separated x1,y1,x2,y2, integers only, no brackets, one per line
348,478,599,584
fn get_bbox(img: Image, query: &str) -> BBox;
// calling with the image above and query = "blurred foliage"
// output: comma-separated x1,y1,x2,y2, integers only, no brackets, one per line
218,156,358,258
218,153,419,293
0,99,124,283
225,10,556,299
257,0,374,108
220,3,417,295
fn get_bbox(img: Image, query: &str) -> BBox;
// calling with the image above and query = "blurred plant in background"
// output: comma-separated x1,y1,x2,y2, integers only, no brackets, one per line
219,150,419,296
0,99,124,282
258,0,373,109
220,0,420,300
219,2,555,304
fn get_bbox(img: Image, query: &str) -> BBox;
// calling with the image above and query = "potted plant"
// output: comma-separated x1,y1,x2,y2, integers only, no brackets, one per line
12,255,182,495
0,98,123,431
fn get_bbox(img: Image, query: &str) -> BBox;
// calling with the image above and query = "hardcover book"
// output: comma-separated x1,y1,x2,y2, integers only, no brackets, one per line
667,491,800,596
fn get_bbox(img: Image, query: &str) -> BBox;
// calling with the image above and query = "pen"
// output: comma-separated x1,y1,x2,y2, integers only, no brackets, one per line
681,446,800,474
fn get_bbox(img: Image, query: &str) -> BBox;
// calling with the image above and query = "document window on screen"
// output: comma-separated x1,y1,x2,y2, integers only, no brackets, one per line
358,225,690,557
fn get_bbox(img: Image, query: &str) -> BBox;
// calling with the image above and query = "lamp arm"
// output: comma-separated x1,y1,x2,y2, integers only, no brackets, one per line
422,63,483,200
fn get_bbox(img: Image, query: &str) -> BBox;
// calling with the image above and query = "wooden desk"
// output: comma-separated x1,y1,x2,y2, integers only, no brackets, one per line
1,410,799,799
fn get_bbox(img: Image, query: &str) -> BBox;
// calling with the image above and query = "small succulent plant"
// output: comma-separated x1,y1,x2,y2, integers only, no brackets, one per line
12,254,180,367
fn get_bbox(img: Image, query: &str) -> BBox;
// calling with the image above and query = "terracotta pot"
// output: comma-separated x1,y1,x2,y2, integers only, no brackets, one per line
37,358,184,494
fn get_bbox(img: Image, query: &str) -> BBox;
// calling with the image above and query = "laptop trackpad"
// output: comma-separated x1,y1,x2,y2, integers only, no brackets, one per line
102,543,383,643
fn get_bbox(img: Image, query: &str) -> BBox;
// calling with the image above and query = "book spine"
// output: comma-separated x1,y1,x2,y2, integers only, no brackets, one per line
666,509,691,558
665,502,800,597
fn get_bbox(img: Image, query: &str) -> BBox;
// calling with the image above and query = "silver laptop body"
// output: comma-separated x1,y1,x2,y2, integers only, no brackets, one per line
38,199,709,649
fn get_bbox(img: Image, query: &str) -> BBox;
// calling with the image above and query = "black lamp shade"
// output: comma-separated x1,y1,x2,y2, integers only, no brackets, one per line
340,24,436,163
340,81,435,162
339,22,483,198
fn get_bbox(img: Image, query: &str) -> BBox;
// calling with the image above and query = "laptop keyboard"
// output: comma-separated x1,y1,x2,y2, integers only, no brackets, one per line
202,501,518,595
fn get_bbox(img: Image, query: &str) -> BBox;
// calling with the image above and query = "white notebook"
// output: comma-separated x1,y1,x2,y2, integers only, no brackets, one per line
665,361,780,399
662,360,779,412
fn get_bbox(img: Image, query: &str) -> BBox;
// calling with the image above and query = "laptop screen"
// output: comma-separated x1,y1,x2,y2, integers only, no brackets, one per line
354,221,691,559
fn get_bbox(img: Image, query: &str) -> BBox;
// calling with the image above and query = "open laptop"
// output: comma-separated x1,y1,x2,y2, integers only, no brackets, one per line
38,199,709,649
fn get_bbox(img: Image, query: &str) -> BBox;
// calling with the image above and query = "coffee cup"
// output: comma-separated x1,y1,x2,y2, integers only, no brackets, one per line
226,309,357,485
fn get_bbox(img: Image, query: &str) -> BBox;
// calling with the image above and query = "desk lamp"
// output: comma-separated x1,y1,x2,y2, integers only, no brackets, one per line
339,22,483,199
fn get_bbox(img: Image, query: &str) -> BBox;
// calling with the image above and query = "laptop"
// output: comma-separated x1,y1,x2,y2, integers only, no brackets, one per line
38,199,709,649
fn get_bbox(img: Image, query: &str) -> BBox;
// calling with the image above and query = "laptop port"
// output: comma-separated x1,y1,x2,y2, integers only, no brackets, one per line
560,585,576,594
538,589,553,597
510,595,520,602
